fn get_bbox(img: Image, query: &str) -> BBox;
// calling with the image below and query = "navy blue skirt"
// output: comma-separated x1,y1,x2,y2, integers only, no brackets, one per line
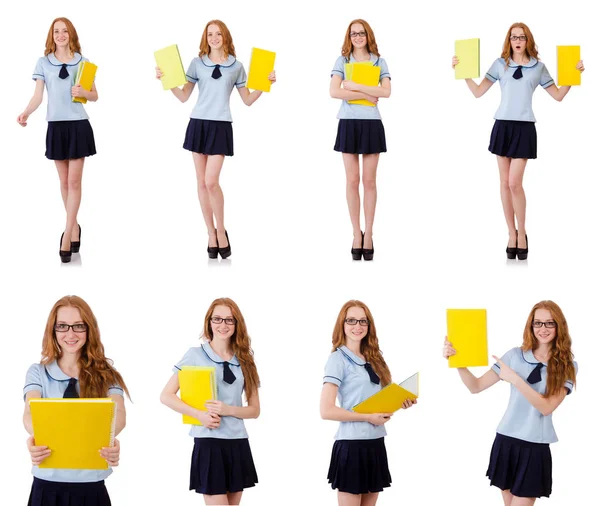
183,119,234,156
488,120,537,159
328,437,391,494
46,120,97,160
28,478,111,506
334,119,387,155
486,433,552,498
190,438,258,495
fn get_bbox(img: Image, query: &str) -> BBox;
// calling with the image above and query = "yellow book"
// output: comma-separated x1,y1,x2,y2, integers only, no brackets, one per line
352,373,419,414
154,44,187,91
344,62,380,106
72,61,97,104
30,398,116,470
557,46,581,86
454,38,480,79
247,47,276,92
447,309,488,367
179,366,217,425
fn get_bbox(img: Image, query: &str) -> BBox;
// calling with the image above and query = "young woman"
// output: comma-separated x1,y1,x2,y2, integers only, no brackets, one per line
443,300,577,505
330,20,391,261
23,295,129,506
321,300,416,506
18,18,98,263
160,298,260,505
155,20,276,259
452,23,584,260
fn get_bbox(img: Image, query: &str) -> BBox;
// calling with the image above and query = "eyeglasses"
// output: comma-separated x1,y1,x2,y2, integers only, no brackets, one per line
54,323,87,333
510,35,527,41
532,321,557,329
350,31,367,38
210,317,236,325
345,318,369,326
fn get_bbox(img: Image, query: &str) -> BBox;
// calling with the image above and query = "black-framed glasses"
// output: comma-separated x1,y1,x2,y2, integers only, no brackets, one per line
210,317,236,325
345,318,369,327
54,323,87,333
510,35,527,41
532,321,557,329
350,31,367,38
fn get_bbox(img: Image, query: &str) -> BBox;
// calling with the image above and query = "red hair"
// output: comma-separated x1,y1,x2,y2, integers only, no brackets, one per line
199,20,236,58
501,22,540,66
341,19,380,58
44,17,81,56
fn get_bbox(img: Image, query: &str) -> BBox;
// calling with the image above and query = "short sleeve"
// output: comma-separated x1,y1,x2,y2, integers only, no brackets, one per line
564,361,578,395
539,63,554,89
23,364,43,399
235,62,247,88
108,380,125,396
331,56,345,78
172,347,198,374
186,59,198,84
323,351,345,387
32,57,45,81
378,57,391,82
492,348,517,375
485,59,502,83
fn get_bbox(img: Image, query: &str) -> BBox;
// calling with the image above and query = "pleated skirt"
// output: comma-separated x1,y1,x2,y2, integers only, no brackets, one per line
488,119,537,159
27,478,111,506
46,120,96,160
334,119,387,154
183,119,234,156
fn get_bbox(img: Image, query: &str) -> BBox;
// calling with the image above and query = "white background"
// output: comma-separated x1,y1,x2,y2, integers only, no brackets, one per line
1,0,598,504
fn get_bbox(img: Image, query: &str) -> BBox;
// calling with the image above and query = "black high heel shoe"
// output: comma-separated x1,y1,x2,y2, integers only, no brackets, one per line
207,229,219,259
218,230,231,259
351,232,363,261
71,225,81,253
59,233,72,263
506,231,518,259
362,234,374,261
517,234,528,260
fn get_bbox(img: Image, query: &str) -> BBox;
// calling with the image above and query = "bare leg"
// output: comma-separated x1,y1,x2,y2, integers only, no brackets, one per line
497,155,517,247
204,155,227,247
360,492,379,506
226,491,242,505
510,496,536,506
342,153,362,248
55,161,80,243
193,152,217,247
361,153,379,250
338,491,361,506
203,493,229,505
60,158,84,251
507,158,528,249
501,489,514,506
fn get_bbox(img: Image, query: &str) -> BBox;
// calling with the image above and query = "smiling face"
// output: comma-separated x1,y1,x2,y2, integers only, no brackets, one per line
349,23,367,51
532,308,557,346
206,24,224,51
53,21,70,51
343,306,369,345
210,304,236,342
510,27,527,57
55,306,87,356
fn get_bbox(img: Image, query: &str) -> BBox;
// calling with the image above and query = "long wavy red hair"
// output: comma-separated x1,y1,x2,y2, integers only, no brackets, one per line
44,17,81,56
203,298,259,399
331,300,392,386
501,22,540,66
199,20,236,58
41,296,130,399
521,300,576,398
341,19,380,58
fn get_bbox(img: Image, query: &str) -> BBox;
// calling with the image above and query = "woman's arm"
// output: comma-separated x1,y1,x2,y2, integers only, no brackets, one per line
23,391,52,465
160,373,220,428
237,71,276,106
155,67,196,102
111,393,126,435
464,77,494,98
342,77,391,98
23,390,41,435
17,80,45,126
544,60,584,102
330,74,376,103
206,389,260,419
320,383,392,425
444,338,501,393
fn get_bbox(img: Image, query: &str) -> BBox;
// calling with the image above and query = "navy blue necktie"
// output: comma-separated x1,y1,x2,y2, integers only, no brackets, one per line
63,378,79,398
211,65,222,79
527,362,544,384
223,362,236,384
364,363,380,385
59,64,69,79
513,66,523,80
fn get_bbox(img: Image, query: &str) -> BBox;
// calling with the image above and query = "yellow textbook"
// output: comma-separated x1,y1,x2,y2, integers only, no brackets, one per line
557,46,581,86
247,47,276,92
154,44,187,90
344,62,380,106
454,38,480,79
447,309,488,367
179,366,217,425
30,398,116,470
352,373,419,414
72,61,97,104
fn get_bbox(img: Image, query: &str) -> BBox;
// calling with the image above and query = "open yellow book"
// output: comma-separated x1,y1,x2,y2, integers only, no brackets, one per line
455,38,480,79
447,309,488,367
72,61,97,104
154,44,187,90
352,373,419,414
557,46,581,86
344,62,380,106
247,47,276,92
179,366,217,425
30,398,116,470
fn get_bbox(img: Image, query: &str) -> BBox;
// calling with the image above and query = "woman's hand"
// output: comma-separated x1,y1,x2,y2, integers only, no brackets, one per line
100,438,120,467
401,398,417,409
342,80,359,91
364,94,378,104
443,337,456,359
267,71,276,83
27,436,51,466
205,400,230,417
71,84,85,98
366,413,393,426
155,66,164,80
17,113,30,127
492,355,520,384
197,410,221,429
576,60,585,73
452,56,459,69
